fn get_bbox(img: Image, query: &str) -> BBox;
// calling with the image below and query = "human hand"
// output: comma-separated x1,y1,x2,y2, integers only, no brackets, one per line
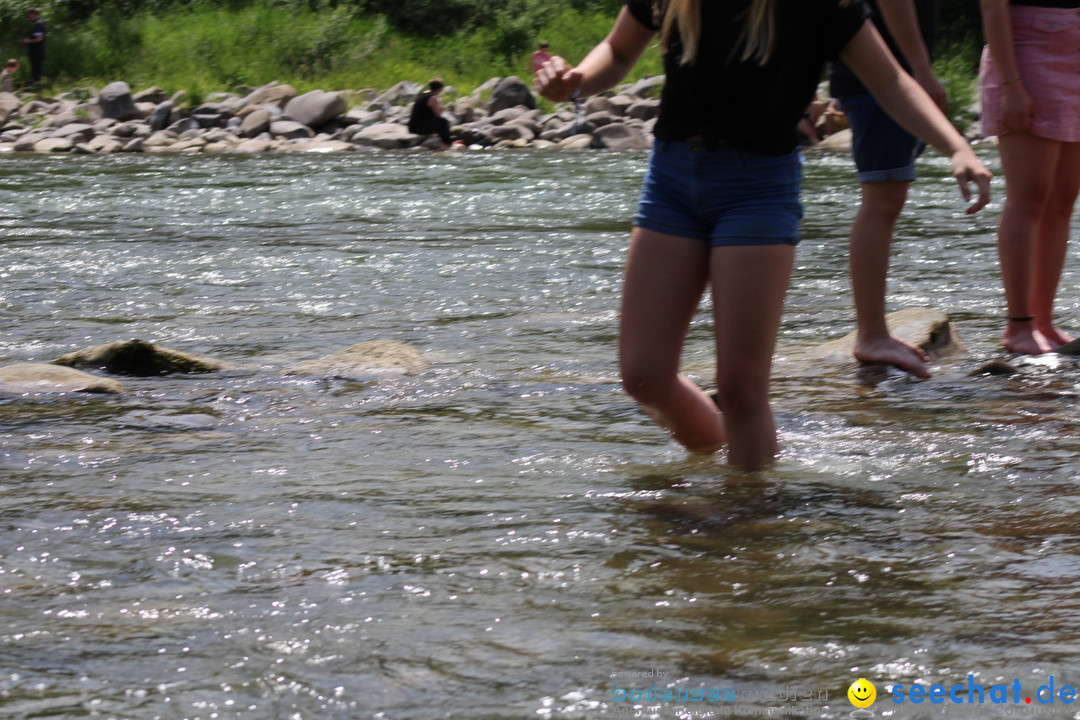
951,149,992,215
1000,81,1034,133
534,56,582,103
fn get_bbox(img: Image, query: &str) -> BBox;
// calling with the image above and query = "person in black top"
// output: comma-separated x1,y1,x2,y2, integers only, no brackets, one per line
536,0,991,470
18,8,45,89
408,78,452,147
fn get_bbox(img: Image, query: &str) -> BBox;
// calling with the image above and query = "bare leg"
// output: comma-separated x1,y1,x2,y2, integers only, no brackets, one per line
619,227,725,454
997,131,1060,354
849,180,931,377
1032,140,1080,346
711,243,795,470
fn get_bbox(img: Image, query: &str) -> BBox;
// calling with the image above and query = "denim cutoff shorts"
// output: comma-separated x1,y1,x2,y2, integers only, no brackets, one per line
841,93,925,183
633,139,804,246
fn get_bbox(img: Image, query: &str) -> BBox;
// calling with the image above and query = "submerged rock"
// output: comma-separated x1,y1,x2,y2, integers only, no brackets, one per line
967,359,1022,376
53,339,235,375
1055,338,1080,356
0,363,125,394
284,340,427,377
815,307,967,361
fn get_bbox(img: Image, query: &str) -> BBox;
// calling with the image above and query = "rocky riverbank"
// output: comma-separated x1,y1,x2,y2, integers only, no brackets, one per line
0,75,667,155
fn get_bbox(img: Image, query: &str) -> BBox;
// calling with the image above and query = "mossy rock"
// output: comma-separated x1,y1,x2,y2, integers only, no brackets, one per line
53,339,235,376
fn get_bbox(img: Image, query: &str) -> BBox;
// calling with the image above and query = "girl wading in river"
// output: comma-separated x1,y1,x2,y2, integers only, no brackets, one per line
535,0,992,470
979,0,1080,355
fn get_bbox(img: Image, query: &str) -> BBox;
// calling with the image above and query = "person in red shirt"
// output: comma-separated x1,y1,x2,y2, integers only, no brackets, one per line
530,42,552,76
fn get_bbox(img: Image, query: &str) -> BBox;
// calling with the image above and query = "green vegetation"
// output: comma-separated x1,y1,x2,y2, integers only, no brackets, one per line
0,0,978,125
0,0,657,98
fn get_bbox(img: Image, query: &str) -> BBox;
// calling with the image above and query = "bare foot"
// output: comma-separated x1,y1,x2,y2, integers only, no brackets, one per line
1003,323,1057,354
853,334,931,378
1038,324,1073,348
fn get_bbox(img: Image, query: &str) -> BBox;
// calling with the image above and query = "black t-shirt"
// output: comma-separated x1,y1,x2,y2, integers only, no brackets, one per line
830,0,939,98
27,19,46,57
625,0,867,155
408,91,436,131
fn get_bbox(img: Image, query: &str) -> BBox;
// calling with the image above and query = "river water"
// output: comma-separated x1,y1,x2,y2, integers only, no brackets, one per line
1,148,1079,720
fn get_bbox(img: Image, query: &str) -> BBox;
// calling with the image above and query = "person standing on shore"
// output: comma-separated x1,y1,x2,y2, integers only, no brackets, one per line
536,0,991,469
831,0,947,378
17,8,45,90
979,0,1080,355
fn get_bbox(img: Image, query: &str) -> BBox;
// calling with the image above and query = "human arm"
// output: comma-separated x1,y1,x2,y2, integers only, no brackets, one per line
840,22,991,214
980,0,1032,132
429,95,443,117
534,7,654,102
877,0,947,113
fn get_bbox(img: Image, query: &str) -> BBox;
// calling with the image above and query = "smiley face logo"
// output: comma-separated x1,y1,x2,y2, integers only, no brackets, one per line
848,678,876,708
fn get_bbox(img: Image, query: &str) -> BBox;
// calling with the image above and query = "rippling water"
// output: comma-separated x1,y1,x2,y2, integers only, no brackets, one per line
2,149,1079,719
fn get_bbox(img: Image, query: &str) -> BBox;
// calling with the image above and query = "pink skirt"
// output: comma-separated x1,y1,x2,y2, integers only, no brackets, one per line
979,5,1080,142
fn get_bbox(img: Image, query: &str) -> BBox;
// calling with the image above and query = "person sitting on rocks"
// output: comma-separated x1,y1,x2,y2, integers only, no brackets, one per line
1,59,18,93
408,78,453,147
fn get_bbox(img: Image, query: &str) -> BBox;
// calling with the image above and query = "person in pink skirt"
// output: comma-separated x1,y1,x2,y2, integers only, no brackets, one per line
980,0,1080,354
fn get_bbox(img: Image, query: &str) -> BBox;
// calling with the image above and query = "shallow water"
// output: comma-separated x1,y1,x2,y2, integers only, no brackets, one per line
1,148,1079,720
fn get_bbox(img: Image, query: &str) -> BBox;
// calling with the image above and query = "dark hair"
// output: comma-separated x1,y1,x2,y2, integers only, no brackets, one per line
428,78,444,92
540,42,549,47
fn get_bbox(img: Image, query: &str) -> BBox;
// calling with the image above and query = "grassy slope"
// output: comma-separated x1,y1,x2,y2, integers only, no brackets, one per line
21,2,975,129
33,4,662,103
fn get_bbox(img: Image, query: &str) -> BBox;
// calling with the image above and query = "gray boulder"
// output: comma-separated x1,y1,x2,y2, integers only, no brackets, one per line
557,134,595,149
149,100,173,131
33,137,74,153
243,83,298,109
98,82,140,121
583,110,618,128
240,108,271,138
284,90,346,128
133,86,170,105
625,98,661,121
353,122,421,150
50,123,96,143
583,96,615,115
0,91,20,125
488,76,535,113
270,120,314,139
488,107,528,126
488,123,534,143
190,103,233,128
53,339,235,376
593,122,650,149
374,81,422,107
625,75,665,99
121,137,146,153
0,364,125,395
284,340,427,377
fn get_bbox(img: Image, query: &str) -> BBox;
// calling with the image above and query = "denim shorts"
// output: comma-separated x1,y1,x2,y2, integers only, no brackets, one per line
633,139,804,246
841,93,925,183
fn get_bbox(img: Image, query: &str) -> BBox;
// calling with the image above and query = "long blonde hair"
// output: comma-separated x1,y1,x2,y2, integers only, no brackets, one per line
660,0,777,66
